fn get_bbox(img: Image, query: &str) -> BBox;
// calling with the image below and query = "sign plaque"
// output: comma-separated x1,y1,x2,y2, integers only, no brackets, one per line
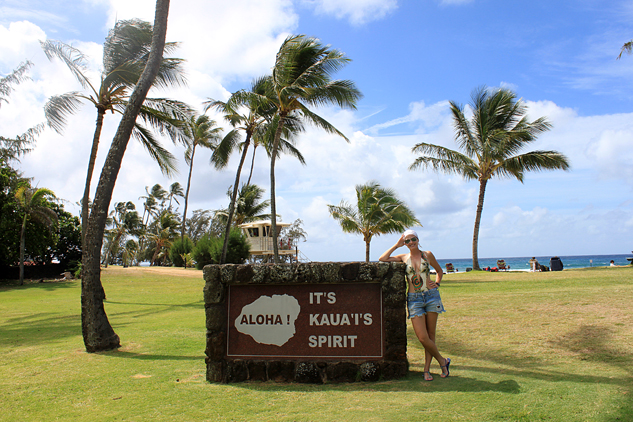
227,283,383,359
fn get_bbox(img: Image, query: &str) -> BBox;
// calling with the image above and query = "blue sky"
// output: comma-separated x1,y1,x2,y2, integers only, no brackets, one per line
1,0,633,263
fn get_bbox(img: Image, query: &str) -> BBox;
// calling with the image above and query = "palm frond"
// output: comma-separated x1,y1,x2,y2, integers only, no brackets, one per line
131,124,178,176
44,92,85,133
295,105,349,141
211,129,242,169
500,150,570,181
40,40,93,91
618,40,633,59
0,61,33,106
410,142,479,179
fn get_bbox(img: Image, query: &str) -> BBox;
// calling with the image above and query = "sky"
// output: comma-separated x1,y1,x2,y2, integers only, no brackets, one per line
1,0,633,263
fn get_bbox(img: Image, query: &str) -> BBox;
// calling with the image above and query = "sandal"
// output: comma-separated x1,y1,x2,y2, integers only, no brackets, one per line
423,371,433,381
440,357,451,378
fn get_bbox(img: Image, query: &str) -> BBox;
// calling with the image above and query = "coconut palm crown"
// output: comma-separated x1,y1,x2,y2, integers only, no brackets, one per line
41,19,191,245
265,34,363,262
328,181,420,262
409,86,570,270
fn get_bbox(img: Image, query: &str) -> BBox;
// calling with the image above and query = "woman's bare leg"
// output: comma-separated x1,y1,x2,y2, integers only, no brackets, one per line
411,315,446,375
424,312,439,374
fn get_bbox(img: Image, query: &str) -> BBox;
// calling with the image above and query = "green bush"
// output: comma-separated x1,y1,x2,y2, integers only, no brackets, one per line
224,228,250,264
191,229,250,270
191,235,221,270
170,237,194,267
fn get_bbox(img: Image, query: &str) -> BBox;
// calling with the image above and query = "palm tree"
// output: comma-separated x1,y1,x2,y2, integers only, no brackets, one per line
215,184,272,227
328,181,420,262
147,209,180,265
81,1,171,353
139,191,158,226
409,86,570,270
205,76,275,264
14,186,58,285
102,201,141,267
166,182,185,210
265,35,363,262
180,114,222,241
41,19,190,245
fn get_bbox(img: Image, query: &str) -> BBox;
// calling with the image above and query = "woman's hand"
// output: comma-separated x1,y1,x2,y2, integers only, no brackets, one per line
379,235,407,262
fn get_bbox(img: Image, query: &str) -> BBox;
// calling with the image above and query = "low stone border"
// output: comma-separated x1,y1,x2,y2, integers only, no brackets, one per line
204,261,408,383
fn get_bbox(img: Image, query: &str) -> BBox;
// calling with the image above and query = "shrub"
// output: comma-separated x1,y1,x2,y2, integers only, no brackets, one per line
224,228,250,264
191,235,221,270
191,229,250,270
170,237,194,267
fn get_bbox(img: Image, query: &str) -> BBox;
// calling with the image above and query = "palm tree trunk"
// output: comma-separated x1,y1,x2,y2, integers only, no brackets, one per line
81,108,106,247
246,144,258,186
472,179,488,271
270,118,286,263
19,215,27,286
181,146,195,242
365,239,370,263
81,0,170,353
220,133,252,264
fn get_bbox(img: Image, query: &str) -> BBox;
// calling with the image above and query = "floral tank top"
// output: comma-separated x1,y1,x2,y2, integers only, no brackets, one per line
405,254,430,292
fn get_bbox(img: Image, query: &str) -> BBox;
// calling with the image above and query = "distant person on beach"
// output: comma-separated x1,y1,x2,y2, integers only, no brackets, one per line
379,229,450,381
610,260,615,267
529,257,540,272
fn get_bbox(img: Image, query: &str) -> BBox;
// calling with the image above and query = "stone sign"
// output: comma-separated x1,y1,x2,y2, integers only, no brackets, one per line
204,262,408,383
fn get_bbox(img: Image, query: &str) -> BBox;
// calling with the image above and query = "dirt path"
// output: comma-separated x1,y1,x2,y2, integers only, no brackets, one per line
102,266,203,279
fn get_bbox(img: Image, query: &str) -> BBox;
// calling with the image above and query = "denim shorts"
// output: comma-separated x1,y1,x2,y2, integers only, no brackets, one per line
407,288,445,318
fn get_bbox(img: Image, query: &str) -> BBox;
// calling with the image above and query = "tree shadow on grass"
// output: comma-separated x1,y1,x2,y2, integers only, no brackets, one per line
104,300,204,322
0,279,78,292
0,313,80,347
234,374,520,394
435,323,632,421
550,324,633,421
102,350,202,361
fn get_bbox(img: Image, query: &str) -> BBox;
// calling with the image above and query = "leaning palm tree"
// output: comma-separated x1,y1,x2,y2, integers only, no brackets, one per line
81,1,171,353
328,181,420,262
204,76,276,263
15,186,58,285
179,114,222,241
266,35,363,262
41,19,190,245
410,86,570,270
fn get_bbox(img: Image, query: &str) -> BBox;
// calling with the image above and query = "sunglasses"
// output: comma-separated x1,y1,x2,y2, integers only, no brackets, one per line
404,237,418,244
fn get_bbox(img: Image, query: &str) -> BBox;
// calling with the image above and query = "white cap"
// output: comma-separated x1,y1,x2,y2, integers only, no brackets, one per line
403,229,418,238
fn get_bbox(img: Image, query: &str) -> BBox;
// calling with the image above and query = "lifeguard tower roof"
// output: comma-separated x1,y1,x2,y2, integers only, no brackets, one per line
238,220,294,256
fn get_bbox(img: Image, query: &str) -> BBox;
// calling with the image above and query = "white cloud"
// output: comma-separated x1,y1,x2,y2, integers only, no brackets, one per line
106,0,298,84
301,0,397,26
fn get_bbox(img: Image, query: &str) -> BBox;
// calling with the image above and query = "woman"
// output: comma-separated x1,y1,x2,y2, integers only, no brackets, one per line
379,229,450,381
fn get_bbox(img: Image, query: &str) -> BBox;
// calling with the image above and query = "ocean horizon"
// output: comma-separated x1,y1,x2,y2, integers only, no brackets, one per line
434,253,632,273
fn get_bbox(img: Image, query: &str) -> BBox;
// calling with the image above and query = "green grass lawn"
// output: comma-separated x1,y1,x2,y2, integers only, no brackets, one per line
1,265,632,421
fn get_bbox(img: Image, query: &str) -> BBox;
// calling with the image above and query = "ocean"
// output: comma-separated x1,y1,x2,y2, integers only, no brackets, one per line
435,254,633,273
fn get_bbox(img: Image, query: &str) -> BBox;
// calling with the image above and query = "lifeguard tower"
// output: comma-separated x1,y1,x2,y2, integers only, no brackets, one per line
239,220,299,263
